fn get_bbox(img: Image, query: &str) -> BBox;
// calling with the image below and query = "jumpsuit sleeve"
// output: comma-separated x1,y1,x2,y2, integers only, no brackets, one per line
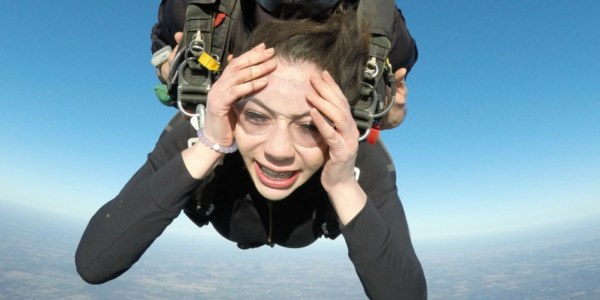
340,141,427,299
151,0,169,54
151,21,168,54
75,122,201,284
151,0,188,54
388,7,419,76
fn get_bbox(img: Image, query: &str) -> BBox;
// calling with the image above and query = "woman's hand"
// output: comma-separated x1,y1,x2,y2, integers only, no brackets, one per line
182,44,276,179
306,71,367,225
202,43,276,146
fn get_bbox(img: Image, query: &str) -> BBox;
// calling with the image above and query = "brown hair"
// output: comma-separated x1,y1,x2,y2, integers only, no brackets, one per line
243,6,370,105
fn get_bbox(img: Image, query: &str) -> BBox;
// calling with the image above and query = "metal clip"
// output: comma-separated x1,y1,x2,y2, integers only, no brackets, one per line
196,104,206,128
364,57,379,79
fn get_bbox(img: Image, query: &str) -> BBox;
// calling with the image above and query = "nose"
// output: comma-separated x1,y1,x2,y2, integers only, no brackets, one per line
264,119,295,164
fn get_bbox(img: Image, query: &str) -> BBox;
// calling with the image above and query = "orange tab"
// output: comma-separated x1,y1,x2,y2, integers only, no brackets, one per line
215,12,226,27
366,124,380,146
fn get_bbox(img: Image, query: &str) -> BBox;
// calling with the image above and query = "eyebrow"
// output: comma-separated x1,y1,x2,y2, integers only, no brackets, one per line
245,97,312,119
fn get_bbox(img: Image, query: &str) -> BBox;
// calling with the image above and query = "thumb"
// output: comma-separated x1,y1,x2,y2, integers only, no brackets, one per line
174,32,183,46
394,68,407,85
168,32,184,63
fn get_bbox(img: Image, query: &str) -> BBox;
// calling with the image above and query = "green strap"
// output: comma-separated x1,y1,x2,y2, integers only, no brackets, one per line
153,85,171,106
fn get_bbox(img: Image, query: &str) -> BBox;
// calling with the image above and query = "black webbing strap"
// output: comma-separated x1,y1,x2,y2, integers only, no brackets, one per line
184,0,239,68
175,0,240,109
358,0,394,60
212,0,240,69
353,0,396,140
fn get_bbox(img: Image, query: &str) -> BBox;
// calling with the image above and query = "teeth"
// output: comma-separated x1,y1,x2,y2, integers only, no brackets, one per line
260,164,295,180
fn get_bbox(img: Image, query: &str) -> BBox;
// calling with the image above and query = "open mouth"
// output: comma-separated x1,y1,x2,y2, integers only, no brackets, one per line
254,162,300,189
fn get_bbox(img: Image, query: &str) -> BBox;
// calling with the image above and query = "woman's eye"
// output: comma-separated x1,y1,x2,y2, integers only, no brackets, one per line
243,111,271,124
298,123,319,133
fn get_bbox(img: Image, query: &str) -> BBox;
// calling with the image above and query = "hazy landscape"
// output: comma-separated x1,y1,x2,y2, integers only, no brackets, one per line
1,199,599,299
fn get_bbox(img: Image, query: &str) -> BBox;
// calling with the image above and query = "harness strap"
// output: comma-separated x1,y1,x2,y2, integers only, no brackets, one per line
353,0,396,142
168,0,240,110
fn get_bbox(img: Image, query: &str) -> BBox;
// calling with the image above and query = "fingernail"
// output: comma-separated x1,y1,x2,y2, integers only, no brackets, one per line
266,60,277,67
255,43,266,50
264,48,275,55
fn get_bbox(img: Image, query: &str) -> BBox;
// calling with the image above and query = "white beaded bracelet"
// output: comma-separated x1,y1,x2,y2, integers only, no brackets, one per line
196,128,238,153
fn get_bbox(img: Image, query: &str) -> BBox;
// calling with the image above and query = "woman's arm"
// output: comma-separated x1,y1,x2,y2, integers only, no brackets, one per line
75,122,204,284
76,44,276,284
342,140,427,299
307,71,426,299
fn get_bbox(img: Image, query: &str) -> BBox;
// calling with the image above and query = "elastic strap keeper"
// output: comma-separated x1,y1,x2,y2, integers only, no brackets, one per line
198,52,220,71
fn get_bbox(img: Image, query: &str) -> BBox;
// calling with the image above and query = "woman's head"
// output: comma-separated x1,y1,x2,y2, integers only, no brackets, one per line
243,6,370,105
234,8,369,200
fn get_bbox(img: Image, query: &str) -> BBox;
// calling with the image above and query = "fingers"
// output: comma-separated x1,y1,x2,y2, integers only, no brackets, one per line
208,46,276,109
174,32,183,45
306,93,358,140
310,105,359,163
395,68,407,86
234,60,277,85
160,32,183,81
226,44,273,72
310,108,341,145
169,32,183,66
227,77,269,100
322,71,346,100
310,71,348,111
307,71,353,131
394,68,407,102
218,44,275,88
212,44,276,103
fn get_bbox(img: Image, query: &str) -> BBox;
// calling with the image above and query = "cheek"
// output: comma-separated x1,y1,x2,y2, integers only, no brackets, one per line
234,125,265,159
298,145,328,171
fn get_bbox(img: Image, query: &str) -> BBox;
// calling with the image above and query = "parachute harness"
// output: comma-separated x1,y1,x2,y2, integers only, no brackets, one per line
353,57,395,144
161,0,396,146
163,1,239,120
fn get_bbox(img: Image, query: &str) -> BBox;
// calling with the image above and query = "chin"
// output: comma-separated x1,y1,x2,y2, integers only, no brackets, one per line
254,184,297,201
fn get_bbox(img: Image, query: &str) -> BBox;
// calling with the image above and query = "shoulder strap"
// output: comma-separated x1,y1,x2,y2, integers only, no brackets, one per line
353,0,397,142
166,0,240,113
183,0,239,67
357,0,394,61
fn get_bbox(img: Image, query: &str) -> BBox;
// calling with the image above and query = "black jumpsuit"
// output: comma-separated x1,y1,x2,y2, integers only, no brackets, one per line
75,120,427,299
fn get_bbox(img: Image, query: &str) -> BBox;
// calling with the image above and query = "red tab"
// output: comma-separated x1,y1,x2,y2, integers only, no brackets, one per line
215,12,226,27
366,124,380,146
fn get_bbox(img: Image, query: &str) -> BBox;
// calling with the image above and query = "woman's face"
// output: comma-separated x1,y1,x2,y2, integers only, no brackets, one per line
233,58,328,200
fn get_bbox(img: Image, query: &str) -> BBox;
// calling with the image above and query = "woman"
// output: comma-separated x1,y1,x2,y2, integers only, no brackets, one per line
76,8,426,299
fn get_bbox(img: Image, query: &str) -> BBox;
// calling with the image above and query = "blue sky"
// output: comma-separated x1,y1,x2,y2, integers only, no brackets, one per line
0,0,598,243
